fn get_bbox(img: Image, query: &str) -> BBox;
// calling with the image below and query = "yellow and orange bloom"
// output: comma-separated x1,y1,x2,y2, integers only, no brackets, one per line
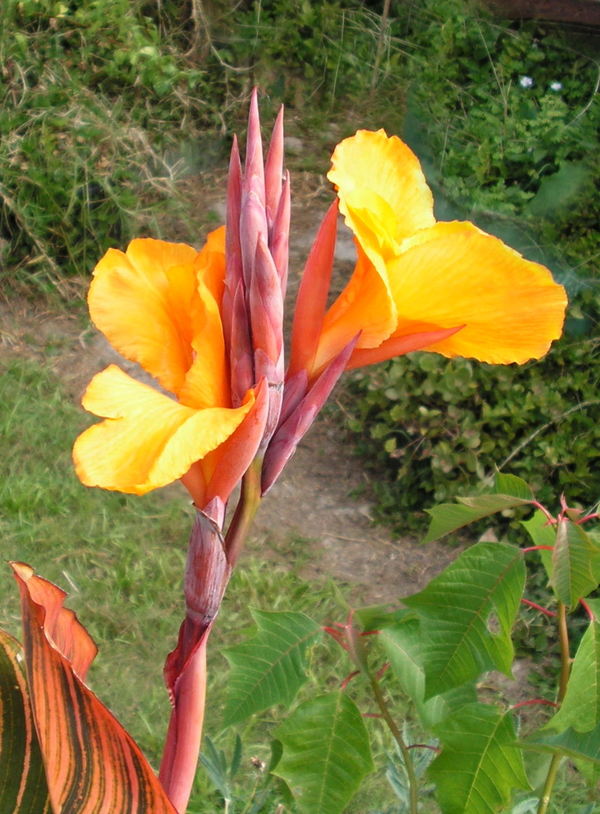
314,129,567,374
74,110,567,507
72,229,268,511
71,94,568,814
267,128,567,490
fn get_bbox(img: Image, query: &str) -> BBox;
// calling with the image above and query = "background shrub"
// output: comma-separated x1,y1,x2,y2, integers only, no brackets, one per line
345,334,599,532
340,0,599,531
0,0,406,289
0,0,225,288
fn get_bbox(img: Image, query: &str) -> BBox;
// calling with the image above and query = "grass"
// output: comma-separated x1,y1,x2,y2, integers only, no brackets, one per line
0,355,407,813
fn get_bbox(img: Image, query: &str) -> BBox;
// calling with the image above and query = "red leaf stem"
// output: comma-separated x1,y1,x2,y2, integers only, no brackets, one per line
521,598,557,617
580,597,595,621
340,670,360,690
531,501,557,524
511,698,558,710
578,512,600,525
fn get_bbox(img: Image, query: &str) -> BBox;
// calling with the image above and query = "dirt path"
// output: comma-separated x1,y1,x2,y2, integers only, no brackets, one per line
0,187,458,606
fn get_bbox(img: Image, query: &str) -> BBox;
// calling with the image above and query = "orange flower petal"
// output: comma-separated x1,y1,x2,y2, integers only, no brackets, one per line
385,221,567,364
202,377,270,504
73,365,254,495
313,242,396,374
180,228,229,409
346,327,463,370
328,130,435,255
88,238,201,396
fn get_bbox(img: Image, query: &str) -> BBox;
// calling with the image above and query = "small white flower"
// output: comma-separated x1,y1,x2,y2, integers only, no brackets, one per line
519,76,534,88
550,81,563,92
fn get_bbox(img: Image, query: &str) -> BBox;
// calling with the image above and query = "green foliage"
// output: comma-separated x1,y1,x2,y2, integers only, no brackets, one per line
429,703,530,814
0,0,222,287
346,332,600,532
274,692,374,814
213,478,600,812
403,542,526,697
232,0,397,106
549,617,600,734
424,473,535,542
400,0,600,235
199,735,243,808
223,610,321,726
551,521,600,608
526,723,600,766
378,616,477,728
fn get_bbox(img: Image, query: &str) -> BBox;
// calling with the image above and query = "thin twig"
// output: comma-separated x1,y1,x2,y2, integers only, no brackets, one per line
493,400,600,475
370,0,392,91
368,672,419,814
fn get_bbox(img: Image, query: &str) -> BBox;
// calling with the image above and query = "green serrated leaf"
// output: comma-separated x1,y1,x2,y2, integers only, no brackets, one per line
429,703,530,814
404,543,526,698
548,620,600,733
378,618,476,728
274,692,373,814
494,473,534,500
223,610,321,726
354,605,412,631
552,520,600,607
424,494,532,543
525,722,600,765
0,629,51,813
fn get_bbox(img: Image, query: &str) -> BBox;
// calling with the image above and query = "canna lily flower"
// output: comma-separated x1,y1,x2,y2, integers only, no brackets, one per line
265,129,568,491
289,129,567,382
73,228,268,512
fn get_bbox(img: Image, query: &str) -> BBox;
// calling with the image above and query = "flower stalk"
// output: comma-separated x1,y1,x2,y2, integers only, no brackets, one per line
368,669,419,814
225,457,263,568
537,601,571,814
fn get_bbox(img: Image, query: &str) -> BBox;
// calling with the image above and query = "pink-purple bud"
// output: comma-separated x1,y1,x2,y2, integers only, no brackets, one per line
229,282,254,407
262,335,357,493
265,106,285,231
270,171,291,294
224,89,289,445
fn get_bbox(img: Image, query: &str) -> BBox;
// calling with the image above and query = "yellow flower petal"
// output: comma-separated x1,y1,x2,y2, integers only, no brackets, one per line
89,239,201,396
192,226,226,309
328,130,435,255
385,221,567,364
73,365,253,495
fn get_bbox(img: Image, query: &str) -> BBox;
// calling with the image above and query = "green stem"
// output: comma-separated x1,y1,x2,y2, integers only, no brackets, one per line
224,457,262,567
537,601,570,814
368,671,419,814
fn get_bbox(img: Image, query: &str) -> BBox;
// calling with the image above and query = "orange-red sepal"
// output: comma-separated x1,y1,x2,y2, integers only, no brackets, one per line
11,562,177,814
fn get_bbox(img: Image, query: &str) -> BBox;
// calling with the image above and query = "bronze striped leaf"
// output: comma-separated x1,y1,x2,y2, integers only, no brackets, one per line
11,563,177,814
0,628,51,813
